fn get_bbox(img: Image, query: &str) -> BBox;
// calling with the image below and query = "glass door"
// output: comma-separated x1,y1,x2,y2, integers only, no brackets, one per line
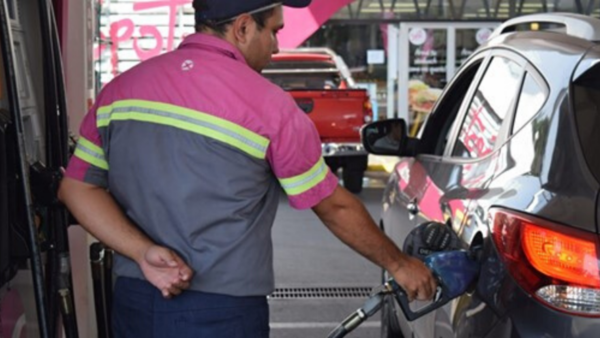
390,22,498,136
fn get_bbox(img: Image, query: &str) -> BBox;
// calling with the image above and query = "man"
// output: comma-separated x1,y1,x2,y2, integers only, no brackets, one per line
58,1,437,337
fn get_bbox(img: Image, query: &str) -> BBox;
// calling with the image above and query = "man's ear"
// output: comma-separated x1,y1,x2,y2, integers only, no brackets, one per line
231,14,255,44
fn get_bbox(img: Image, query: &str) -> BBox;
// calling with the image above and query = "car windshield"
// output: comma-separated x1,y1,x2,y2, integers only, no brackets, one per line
263,73,343,90
263,59,345,90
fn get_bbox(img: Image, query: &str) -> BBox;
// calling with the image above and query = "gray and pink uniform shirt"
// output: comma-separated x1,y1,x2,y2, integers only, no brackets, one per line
65,33,338,297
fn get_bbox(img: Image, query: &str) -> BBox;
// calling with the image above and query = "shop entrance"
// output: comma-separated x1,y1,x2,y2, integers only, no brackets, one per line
387,22,499,135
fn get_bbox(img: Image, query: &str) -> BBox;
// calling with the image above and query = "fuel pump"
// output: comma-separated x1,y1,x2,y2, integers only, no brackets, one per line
0,1,78,337
35,0,79,336
327,222,481,338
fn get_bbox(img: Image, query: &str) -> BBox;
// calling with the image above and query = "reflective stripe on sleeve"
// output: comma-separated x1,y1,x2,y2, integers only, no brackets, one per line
97,100,270,159
74,137,109,170
279,158,329,196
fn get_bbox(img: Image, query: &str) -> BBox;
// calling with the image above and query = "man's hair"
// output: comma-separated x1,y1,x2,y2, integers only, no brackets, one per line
195,8,275,35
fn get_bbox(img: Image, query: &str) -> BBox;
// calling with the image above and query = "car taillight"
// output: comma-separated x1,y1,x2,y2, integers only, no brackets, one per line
363,98,373,123
490,208,600,316
522,223,600,287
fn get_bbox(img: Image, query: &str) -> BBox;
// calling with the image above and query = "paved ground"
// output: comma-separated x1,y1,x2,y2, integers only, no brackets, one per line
270,175,389,338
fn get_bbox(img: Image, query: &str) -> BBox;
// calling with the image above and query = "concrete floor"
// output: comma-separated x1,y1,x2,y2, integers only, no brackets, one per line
270,178,389,338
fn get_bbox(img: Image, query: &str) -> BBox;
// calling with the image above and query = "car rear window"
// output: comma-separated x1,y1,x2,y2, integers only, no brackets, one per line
572,69,600,181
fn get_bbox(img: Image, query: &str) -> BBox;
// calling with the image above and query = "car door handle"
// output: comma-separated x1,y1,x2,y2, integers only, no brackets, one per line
407,201,419,215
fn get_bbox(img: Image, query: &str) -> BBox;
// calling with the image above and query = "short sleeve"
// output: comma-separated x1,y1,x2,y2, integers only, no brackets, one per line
267,97,338,209
64,101,109,188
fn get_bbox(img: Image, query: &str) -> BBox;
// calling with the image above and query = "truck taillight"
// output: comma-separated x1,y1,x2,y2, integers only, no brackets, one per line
490,208,600,316
363,99,373,123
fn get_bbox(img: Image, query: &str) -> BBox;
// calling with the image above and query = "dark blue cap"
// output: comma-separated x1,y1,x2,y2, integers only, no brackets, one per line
194,0,311,26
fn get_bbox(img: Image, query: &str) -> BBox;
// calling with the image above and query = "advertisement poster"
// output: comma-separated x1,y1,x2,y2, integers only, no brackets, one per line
407,28,446,136
406,27,494,136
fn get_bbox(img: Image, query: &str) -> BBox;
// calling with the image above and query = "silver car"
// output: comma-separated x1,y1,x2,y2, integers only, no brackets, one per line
362,12,600,338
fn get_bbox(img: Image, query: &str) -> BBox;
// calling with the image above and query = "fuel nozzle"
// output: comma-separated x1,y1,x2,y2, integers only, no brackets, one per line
328,250,480,337
329,219,483,337
391,250,480,321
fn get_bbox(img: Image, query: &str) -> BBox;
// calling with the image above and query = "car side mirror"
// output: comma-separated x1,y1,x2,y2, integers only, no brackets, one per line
361,118,414,156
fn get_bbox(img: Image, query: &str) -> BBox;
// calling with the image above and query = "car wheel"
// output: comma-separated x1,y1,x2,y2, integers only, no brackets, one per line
381,270,404,338
324,157,341,175
343,169,364,193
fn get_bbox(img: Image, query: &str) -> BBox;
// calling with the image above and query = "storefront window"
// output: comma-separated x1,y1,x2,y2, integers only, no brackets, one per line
330,0,586,20
407,28,447,135
456,28,493,68
303,23,388,119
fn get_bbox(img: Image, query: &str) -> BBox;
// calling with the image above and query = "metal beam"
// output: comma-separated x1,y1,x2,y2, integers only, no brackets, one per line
459,0,468,18
542,0,548,12
346,3,355,19
391,0,398,11
378,0,385,12
574,0,584,13
356,0,364,18
586,0,596,14
494,0,502,17
425,0,433,16
482,0,491,17
509,0,517,16
518,0,525,15
447,0,457,19
413,0,422,17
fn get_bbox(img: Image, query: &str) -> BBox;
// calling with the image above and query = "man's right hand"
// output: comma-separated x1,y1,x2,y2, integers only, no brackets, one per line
390,255,437,302
138,245,194,298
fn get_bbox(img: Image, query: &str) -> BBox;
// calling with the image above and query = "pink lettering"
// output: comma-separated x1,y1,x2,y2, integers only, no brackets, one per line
134,0,190,52
134,25,164,60
109,19,135,77
96,0,191,79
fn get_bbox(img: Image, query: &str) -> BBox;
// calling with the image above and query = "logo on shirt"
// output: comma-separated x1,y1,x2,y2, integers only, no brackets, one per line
181,60,194,71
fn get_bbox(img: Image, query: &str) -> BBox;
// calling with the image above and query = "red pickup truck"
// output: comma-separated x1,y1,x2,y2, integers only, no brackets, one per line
263,48,373,193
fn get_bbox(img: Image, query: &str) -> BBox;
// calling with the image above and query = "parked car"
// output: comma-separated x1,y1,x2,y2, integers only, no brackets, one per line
263,48,372,193
362,13,600,338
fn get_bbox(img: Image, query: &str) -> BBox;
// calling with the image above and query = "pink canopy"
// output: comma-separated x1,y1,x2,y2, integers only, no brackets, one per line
278,0,354,48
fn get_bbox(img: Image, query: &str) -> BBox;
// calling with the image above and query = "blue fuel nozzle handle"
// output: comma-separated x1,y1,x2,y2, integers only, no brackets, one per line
388,250,480,321
387,277,449,321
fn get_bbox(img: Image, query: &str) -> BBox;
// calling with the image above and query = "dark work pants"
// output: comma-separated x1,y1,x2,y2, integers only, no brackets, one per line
112,277,270,338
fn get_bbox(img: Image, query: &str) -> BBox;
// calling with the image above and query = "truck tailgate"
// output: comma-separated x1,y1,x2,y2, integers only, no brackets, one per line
289,89,367,141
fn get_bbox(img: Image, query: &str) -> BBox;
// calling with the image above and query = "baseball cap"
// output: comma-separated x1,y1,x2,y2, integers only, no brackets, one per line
194,0,312,26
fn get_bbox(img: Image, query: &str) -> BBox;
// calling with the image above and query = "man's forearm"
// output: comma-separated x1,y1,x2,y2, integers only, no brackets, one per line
58,177,154,263
312,186,407,275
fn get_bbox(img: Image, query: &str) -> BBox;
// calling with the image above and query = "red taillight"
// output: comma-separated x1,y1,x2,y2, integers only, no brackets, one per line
491,209,600,316
363,97,373,123
522,222,600,288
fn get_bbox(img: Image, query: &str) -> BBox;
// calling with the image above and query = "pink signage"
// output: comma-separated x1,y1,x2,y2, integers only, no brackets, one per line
96,0,191,78
278,0,354,48
96,0,348,79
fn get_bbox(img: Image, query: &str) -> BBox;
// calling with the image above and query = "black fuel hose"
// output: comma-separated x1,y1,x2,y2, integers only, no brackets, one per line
327,292,385,338
0,3,50,337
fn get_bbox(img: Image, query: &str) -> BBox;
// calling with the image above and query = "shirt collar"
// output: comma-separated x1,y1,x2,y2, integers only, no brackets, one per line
179,33,248,66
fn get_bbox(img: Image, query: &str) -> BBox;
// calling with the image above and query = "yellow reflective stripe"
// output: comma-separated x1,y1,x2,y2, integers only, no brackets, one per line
279,158,329,196
96,100,270,159
74,137,109,170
